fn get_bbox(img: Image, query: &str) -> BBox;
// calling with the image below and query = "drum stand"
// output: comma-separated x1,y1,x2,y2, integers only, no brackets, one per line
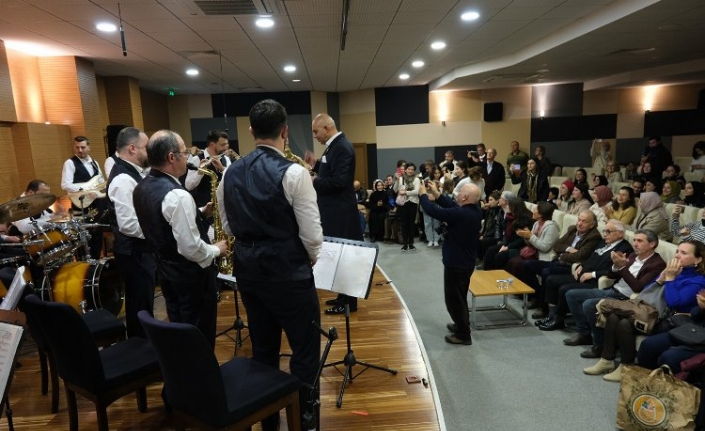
76,196,92,260
215,279,249,356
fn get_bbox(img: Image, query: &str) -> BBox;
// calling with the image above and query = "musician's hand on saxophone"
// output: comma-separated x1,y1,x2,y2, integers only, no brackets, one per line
199,202,214,217
214,240,228,256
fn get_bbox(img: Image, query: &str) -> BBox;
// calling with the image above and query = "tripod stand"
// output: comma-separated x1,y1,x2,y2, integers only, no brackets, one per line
215,278,249,356
324,300,397,408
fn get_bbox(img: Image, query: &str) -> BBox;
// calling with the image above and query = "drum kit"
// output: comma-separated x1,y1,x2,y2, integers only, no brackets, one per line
0,192,124,316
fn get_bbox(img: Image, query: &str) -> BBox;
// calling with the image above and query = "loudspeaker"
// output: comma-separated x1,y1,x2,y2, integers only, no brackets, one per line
484,102,503,122
106,125,128,155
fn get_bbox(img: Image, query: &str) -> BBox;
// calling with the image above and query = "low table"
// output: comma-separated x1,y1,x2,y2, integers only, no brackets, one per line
468,269,535,330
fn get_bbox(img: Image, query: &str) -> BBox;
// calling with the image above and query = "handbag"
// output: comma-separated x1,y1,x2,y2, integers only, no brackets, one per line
617,365,700,431
596,298,661,334
395,194,407,207
519,245,538,260
670,322,705,350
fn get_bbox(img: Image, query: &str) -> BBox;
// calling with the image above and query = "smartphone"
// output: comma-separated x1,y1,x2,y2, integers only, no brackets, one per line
512,164,521,171
396,167,403,176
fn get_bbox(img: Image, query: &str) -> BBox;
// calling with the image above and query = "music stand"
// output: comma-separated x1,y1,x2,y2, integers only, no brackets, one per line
215,273,249,356
314,236,397,408
0,267,27,431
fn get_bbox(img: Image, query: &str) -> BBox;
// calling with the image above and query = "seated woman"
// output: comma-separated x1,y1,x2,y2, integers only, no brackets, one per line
592,175,609,190
670,205,705,243
547,187,559,206
664,164,686,189
477,191,503,262
483,197,533,271
644,177,663,195
680,181,705,207
365,179,390,242
584,240,705,381
605,161,623,184
555,180,574,211
624,161,639,181
573,168,589,188
661,180,682,204
566,183,594,215
505,201,560,292
603,186,637,225
589,185,613,224
633,191,672,241
511,158,548,204
639,161,660,185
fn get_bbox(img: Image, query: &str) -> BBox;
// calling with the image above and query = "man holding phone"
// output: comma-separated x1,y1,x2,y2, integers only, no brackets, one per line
506,140,529,175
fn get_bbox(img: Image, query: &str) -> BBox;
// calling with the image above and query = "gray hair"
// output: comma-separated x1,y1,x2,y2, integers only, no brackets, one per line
501,190,516,201
635,229,659,247
116,127,143,152
608,220,626,232
147,130,182,166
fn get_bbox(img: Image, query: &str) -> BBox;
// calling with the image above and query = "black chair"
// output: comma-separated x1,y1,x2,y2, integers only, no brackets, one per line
23,294,161,431
138,310,302,431
18,285,127,413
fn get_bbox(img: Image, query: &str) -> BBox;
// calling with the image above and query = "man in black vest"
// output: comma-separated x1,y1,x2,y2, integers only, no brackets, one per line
185,130,230,208
305,113,363,314
106,127,155,338
60,135,107,258
218,99,322,431
133,130,227,346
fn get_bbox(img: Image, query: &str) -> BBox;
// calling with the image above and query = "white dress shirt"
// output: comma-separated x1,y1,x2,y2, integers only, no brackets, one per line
61,156,103,192
159,171,221,268
12,193,53,234
104,152,118,178
107,159,147,239
217,145,322,262
185,148,228,191
611,253,654,297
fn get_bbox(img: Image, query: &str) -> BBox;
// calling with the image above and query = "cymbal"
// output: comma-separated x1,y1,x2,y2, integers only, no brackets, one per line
0,194,56,223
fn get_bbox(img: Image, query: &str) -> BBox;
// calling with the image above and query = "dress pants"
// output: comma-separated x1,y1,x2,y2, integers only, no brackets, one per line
565,288,627,341
444,266,473,339
399,202,418,246
637,332,700,374
113,250,156,338
544,277,597,317
602,313,637,364
519,260,571,302
238,277,321,431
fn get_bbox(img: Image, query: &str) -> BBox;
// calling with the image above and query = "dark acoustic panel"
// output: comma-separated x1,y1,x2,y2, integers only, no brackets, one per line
615,137,671,166
366,143,378,187
644,110,705,136
106,125,128,155
375,86,429,126
484,102,503,122
531,114,617,142
212,91,311,118
698,89,705,110
529,140,593,168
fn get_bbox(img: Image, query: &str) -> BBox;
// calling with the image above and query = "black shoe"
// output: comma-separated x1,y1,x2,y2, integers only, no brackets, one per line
538,318,566,331
534,316,551,326
580,345,602,359
401,245,408,252
445,334,472,345
527,299,540,310
446,323,458,333
324,306,356,315
325,299,339,306
408,245,416,251
563,333,593,346
531,310,548,320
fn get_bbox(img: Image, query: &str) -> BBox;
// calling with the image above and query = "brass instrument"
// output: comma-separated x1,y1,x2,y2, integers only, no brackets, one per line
283,142,313,175
197,166,235,274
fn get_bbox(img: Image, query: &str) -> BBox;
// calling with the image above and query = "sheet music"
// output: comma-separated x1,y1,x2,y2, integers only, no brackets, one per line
0,267,26,311
0,322,23,401
313,238,378,299
313,242,344,291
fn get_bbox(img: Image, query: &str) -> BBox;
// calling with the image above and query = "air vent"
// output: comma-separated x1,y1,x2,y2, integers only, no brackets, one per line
482,73,541,83
606,48,656,56
178,50,220,59
191,0,278,15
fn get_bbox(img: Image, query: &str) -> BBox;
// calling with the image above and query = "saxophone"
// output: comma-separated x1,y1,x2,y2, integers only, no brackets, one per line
198,165,235,274
283,142,314,175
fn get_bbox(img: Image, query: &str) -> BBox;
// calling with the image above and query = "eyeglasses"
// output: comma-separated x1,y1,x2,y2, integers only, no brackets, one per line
172,151,190,157
602,229,618,234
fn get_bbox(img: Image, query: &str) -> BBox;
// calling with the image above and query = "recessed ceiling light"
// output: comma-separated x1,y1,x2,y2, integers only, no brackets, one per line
399,73,410,80
461,11,480,21
431,41,446,50
412,60,424,68
186,68,199,76
256,17,274,28
96,22,117,32
283,65,296,73
292,79,301,82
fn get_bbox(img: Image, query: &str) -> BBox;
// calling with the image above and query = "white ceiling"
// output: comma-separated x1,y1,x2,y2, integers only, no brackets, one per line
0,0,704,95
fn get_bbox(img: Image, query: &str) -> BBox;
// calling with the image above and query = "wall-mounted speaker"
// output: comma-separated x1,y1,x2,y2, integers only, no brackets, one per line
106,125,128,155
484,102,503,122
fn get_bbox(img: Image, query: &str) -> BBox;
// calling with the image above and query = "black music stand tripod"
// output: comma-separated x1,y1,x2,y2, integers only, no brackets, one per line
215,278,249,356
324,298,397,408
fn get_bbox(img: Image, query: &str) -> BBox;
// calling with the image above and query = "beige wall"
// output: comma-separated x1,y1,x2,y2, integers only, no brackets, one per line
167,95,192,146
429,89,481,123
188,94,212,118
340,89,376,145
480,87,531,158
236,116,255,155
140,89,170,135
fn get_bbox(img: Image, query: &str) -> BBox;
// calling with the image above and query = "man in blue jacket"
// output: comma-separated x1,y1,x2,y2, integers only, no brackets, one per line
418,181,482,345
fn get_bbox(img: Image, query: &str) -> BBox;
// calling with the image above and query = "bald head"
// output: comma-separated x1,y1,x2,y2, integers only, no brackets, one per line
312,113,338,144
457,184,481,206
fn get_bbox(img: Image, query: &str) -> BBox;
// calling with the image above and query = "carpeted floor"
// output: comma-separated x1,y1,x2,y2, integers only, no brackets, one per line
376,240,619,431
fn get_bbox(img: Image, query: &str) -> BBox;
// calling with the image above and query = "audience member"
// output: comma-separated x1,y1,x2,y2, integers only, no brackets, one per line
644,177,662,195
477,191,503,262
354,180,369,234
506,141,529,174
589,185,613,224
438,151,457,173
661,180,681,204
566,183,593,215
394,163,421,251
366,180,390,243
670,205,705,243
573,168,589,187
641,135,673,179
624,162,639,181
680,181,705,207
590,139,611,174
483,197,533,270
631,178,645,198
547,187,560,206
592,175,609,189
482,148,506,198
633,191,671,241
603,186,638,225
663,164,686,189
690,141,705,176
466,167,486,202
506,201,560,280
511,158,548,203
534,145,553,178
555,180,574,211
467,143,487,168
605,161,623,184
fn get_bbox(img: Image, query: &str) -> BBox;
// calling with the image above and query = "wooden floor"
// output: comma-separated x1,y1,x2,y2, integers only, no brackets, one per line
1,267,441,430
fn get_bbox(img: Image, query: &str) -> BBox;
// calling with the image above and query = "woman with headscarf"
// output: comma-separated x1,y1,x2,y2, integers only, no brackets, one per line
566,183,594,215
661,180,682,204
589,185,613,224
365,179,390,242
633,191,672,241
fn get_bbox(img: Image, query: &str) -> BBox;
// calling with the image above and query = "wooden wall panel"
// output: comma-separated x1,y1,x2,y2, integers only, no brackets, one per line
104,76,144,130
76,58,106,162
128,77,144,130
140,88,170,135
27,123,73,194
0,126,20,202
0,41,18,123
96,76,110,131
6,48,44,123
10,123,34,193
37,57,83,130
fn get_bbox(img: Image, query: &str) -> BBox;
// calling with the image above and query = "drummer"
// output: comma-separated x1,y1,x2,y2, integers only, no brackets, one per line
12,180,62,234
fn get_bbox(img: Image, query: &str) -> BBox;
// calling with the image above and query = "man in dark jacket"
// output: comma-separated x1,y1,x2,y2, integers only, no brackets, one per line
419,181,482,345
641,135,673,177
482,148,506,197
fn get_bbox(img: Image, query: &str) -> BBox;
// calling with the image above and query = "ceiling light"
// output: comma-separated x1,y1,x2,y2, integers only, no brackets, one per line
186,68,199,76
283,65,296,73
431,41,446,50
96,22,117,32
412,61,424,68
292,79,301,82
399,73,410,80
461,11,480,21
256,17,274,28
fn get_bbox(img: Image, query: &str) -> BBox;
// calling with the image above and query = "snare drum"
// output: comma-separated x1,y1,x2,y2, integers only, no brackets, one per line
24,227,75,265
43,258,124,316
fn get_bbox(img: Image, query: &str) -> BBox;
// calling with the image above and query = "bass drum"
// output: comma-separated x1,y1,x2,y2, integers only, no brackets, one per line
43,258,124,316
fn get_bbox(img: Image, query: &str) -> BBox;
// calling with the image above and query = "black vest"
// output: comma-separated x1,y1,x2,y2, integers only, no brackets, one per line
223,146,311,282
190,152,228,207
106,158,148,255
133,169,210,281
71,156,99,183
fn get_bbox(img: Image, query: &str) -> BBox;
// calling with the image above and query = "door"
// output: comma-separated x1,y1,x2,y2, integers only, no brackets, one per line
352,143,368,189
